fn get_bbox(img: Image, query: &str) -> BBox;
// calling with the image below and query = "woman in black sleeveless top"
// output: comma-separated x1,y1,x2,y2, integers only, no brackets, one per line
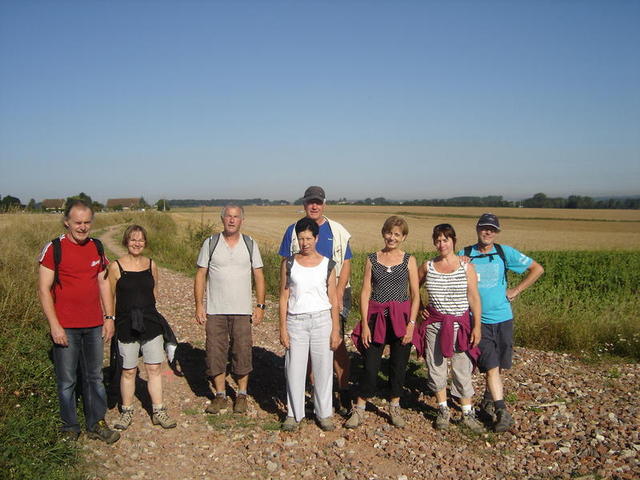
346,216,420,429
108,225,176,430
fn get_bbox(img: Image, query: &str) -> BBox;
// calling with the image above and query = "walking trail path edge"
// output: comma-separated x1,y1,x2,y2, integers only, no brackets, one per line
81,226,639,480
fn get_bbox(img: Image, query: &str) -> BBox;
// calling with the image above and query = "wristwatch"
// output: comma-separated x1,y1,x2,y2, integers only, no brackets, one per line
256,304,266,310
104,315,115,320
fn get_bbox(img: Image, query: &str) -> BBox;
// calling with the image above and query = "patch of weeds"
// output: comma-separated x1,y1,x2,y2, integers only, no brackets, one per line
206,412,235,430
183,407,201,415
607,367,622,379
206,412,261,430
505,392,518,403
528,406,543,413
261,420,282,431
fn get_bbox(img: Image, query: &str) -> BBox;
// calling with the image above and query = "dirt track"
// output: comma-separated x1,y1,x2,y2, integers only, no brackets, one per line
80,226,639,480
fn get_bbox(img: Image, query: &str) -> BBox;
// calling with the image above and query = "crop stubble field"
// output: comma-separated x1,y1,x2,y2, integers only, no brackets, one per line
170,205,640,252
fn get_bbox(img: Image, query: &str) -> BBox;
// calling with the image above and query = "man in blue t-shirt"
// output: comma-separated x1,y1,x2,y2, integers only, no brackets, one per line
459,213,544,433
279,186,353,414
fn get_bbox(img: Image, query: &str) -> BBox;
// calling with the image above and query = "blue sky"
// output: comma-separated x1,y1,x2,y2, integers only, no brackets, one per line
1,0,638,203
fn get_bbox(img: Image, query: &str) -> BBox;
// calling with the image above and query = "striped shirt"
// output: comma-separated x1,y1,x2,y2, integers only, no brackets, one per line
424,260,469,316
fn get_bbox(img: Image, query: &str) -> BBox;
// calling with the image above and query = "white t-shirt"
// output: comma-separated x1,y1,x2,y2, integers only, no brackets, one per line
196,234,263,315
287,257,332,315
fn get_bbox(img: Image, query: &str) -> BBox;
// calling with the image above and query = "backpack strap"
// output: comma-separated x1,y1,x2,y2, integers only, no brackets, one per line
494,243,508,284
207,234,221,270
285,256,295,288
242,234,254,267
327,258,336,287
51,236,108,290
463,244,508,284
208,233,255,270
91,237,108,279
52,237,62,289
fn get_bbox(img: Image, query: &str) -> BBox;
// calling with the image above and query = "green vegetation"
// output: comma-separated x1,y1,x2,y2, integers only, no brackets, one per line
0,211,140,478
0,215,80,479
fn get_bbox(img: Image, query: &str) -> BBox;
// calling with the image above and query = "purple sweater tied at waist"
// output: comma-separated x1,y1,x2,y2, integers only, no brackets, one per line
412,306,480,366
351,300,411,354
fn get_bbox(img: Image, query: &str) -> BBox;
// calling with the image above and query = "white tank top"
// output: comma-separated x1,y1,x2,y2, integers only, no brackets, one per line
287,257,332,314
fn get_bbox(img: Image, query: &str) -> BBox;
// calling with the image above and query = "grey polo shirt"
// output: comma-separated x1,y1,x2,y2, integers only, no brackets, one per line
196,234,263,315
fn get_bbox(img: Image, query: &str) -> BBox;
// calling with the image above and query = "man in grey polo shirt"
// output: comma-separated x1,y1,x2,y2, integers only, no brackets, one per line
194,204,266,414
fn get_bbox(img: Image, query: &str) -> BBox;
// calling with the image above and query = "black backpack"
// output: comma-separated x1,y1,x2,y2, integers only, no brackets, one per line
463,243,508,284
284,256,336,288
51,236,108,290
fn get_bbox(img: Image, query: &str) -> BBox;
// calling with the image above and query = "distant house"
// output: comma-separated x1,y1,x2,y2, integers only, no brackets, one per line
106,198,143,210
41,198,65,211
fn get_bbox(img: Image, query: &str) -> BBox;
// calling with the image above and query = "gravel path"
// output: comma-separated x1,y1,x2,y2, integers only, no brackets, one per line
81,226,639,480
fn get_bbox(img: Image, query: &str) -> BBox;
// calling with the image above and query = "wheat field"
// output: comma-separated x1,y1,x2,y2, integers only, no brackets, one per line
169,205,640,252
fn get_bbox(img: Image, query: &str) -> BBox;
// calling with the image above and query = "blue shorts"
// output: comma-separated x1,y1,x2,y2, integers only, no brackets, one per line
477,320,513,373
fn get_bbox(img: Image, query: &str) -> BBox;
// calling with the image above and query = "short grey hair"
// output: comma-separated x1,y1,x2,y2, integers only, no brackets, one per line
220,204,245,219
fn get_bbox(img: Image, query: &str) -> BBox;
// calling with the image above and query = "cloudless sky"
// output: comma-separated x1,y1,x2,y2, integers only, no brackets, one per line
1,0,639,203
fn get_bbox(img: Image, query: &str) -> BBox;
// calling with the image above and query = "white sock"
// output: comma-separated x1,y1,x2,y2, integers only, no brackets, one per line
462,404,473,414
438,401,448,409
152,403,164,412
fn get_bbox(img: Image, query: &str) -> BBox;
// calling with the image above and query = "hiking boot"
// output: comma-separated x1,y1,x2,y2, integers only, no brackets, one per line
87,420,121,444
234,394,248,414
480,398,496,423
335,390,351,416
282,416,300,432
461,410,486,434
344,407,366,429
318,416,335,431
389,405,405,428
152,407,177,429
494,408,515,433
205,395,228,414
113,406,134,430
60,430,80,442
434,406,450,431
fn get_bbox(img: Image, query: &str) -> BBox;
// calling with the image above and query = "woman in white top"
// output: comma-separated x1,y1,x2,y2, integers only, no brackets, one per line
418,223,484,433
279,217,341,432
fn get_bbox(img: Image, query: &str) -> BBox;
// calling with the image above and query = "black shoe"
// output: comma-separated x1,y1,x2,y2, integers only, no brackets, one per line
479,398,496,423
336,390,351,416
87,420,121,444
494,408,515,433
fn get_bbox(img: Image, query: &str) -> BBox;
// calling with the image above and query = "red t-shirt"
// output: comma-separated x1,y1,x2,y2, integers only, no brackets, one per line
39,235,109,329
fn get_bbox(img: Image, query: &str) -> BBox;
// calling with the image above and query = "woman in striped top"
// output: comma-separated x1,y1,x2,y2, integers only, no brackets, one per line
418,223,484,433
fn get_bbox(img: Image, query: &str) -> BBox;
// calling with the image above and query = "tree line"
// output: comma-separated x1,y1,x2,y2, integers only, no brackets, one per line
2,192,638,212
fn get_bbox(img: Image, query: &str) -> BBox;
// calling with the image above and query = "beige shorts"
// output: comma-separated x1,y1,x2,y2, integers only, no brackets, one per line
118,335,165,369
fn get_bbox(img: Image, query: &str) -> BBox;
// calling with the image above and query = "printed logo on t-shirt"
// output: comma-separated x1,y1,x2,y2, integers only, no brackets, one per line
91,260,100,267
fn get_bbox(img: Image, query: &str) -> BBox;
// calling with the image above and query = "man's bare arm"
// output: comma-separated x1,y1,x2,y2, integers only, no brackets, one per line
38,265,67,346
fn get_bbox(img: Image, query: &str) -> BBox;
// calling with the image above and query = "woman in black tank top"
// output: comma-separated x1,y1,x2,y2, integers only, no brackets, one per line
108,225,176,431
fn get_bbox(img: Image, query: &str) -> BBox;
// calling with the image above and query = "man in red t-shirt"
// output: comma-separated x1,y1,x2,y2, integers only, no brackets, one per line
38,199,120,443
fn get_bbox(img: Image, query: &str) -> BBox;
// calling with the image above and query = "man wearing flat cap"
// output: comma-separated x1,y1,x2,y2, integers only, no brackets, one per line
460,213,544,433
279,186,353,415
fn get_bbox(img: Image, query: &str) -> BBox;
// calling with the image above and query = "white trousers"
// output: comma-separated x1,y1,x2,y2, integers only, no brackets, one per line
285,309,334,422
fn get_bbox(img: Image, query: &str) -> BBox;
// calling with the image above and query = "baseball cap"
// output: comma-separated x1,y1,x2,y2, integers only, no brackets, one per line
302,186,325,203
477,213,501,230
